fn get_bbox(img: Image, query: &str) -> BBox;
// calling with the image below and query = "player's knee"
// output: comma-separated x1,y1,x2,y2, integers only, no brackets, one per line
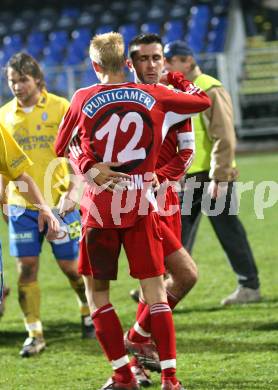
58,260,79,280
168,250,198,295
140,276,167,305
18,262,37,282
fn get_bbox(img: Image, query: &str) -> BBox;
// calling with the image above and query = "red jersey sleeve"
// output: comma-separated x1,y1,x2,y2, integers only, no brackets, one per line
156,118,195,182
55,91,80,157
55,90,97,174
167,71,200,94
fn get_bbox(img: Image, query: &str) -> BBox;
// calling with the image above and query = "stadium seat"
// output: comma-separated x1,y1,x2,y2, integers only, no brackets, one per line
54,71,70,96
2,34,23,55
76,12,95,28
95,25,115,35
44,71,57,91
39,7,58,20
206,16,227,52
80,67,99,87
0,22,9,39
21,9,36,23
10,19,28,35
140,22,161,35
186,4,212,53
61,7,80,19
163,19,185,42
0,49,10,67
41,46,64,67
99,12,117,28
37,18,55,34
48,30,69,51
71,28,91,55
110,1,126,16
169,5,189,20
119,24,139,45
147,6,167,23
64,42,86,66
56,16,76,31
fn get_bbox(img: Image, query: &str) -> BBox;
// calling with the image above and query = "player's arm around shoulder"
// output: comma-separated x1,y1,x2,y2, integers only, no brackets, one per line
155,71,211,114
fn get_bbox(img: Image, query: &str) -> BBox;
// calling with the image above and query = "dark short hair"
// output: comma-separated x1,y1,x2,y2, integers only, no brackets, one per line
5,52,45,90
128,33,163,59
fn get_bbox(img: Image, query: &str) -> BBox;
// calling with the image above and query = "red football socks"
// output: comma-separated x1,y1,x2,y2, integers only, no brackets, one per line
92,303,133,383
150,302,177,383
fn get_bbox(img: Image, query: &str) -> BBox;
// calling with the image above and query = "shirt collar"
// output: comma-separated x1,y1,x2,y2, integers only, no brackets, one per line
12,89,48,112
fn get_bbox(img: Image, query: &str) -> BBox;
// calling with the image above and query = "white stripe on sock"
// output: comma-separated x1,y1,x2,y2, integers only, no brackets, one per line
24,320,43,333
166,289,179,302
150,303,171,315
134,321,151,337
111,355,130,370
160,359,176,370
100,306,114,314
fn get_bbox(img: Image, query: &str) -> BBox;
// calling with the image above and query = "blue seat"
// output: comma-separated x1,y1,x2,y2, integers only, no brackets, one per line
186,5,212,53
80,66,99,87
206,16,227,52
48,30,69,50
57,16,76,31
61,7,80,19
76,12,95,28
99,12,117,28
10,18,28,35
147,6,166,22
44,71,57,91
41,46,64,67
0,49,11,67
140,22,161,34
71,27,91,42
162,20,185,43
169,5,189,19
28,31,46,46
95,25,114,35
64,43,86,66
3,34,23,52
54,71,69,96
164,20,184,36
119,24,139,47
0,22,9,39
25,31,46,58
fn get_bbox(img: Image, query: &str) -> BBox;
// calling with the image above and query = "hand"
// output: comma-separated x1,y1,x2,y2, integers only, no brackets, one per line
38,206,60,241
207,180,228,199
57,191,77,218
152,172,160,192
0,203,9,224
86,162,131,193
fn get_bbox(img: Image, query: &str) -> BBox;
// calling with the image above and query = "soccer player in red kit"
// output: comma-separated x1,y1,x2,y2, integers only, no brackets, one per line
55,32,210,390
124,34,199,386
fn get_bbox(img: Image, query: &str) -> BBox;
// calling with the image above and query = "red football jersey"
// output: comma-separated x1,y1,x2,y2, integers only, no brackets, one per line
156,118,194,183
55,77,210,228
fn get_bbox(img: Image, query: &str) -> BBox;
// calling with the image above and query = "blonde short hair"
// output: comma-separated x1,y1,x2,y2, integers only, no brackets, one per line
89,32,126,73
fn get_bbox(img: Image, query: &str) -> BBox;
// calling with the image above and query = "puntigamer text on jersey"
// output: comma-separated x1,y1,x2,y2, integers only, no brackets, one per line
82,88,156,118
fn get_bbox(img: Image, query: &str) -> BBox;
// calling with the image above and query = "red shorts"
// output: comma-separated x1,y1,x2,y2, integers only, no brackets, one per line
78,212,165,280
159,187,182,256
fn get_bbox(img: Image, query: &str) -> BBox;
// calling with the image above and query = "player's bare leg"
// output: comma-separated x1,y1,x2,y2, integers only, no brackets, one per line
164,248,198,301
